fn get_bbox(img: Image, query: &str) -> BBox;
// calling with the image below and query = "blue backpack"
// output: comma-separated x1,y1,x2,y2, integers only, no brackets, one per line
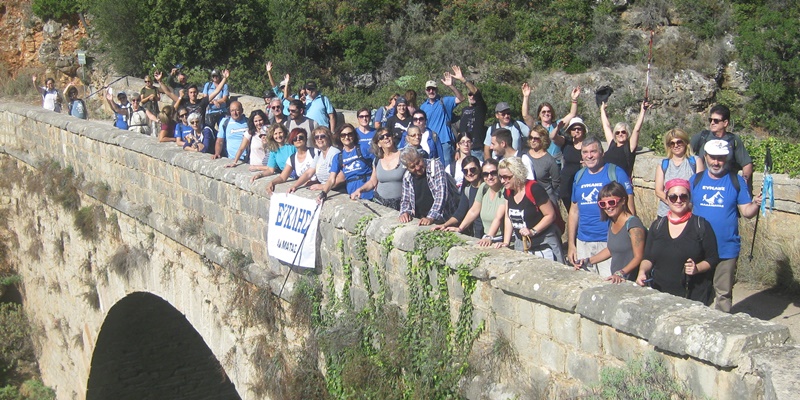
661,157,697,174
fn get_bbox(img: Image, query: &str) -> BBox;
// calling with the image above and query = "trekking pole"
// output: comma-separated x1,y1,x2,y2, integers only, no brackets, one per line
85,75,129,99
749,145,772,261
645,31,654,102
279,202,322,297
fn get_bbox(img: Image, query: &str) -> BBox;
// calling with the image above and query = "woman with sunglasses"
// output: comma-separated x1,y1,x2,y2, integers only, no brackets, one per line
655,128,704,217
174,107,193,147
289,127,341,192
637,179,718,305
318,124,374,201
521,125,560,207
481,157,563,263
355,108,376,155
226,110,270,169
251,124,296,182
351,128,405,209
448,132,475,189
105,91,154,135
600,100,648,178
267,128,317,194
182,112,214,153
402,126,429,159
578,182,645,282
522,83,581,167
438,158,501,239
552,117,588,212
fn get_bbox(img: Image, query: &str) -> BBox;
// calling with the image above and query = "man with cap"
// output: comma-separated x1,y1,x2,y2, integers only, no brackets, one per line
691,139,761,313
304,80,336,133
419,65,467,168
202,69,230,129
484,102,530,160
690,104,754,194
265,61,292,116
458,79,487,161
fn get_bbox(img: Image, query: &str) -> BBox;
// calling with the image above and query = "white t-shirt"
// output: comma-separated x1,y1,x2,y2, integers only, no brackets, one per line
287,149,318,180
41,88,61,112
315,147,341,183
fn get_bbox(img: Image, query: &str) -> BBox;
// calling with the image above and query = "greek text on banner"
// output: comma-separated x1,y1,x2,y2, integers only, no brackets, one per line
267,193,320,269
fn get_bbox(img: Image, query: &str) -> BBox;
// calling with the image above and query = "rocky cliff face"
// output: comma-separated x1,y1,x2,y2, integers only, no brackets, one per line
0,1,87,82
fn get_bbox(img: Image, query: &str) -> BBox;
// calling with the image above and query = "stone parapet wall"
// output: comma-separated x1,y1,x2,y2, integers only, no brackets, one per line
2,102,799,399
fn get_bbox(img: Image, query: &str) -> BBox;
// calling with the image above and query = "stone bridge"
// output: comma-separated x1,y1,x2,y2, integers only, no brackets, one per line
1,101,799,399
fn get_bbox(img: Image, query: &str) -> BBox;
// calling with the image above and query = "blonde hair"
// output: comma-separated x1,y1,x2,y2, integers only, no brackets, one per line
663,128,693,159
498,156,528,184
265,123,288,152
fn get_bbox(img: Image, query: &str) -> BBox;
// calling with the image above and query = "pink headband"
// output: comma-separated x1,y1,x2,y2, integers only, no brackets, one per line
665,178,691,193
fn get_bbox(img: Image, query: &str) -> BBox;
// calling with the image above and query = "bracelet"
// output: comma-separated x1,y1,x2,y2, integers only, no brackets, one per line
614,270,626,278
571,100,578,103
530,228,537,237
482,234,491,239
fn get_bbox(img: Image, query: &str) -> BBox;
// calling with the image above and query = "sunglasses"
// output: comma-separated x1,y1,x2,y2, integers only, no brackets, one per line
540,110,552,115
130,99,140,103
529,136,542,141
340,131,355,138
668,193,690,203
358,114,370,119
499,174,514,181
179,114,188,118
271,106,282,110
482,170,498,178
314,135,328,140
189,121,200,125
669,139,684,147
614,130,628,135
709,118,725,124
462,166,478,175
289,108,300,113
597,197,622,208
258,134,267,139
498,111,511,116
425,87,437,92
570,126,583,131
293,135,306,142
379,133,392,141
413,117,426,122
406,133,421,138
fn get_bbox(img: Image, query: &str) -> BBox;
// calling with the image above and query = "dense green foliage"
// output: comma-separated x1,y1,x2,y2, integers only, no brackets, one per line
31,0,83,22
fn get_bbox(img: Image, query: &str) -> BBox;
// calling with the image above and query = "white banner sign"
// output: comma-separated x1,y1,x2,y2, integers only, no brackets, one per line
267,193,320,269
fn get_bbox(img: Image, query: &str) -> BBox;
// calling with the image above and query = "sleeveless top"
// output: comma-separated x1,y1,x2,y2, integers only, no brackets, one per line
604,141,636,177
657,157,696,217
375,157,406,200
607,215,645,277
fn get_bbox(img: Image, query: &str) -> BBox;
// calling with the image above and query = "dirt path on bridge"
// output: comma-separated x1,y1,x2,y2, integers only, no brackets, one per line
732,283,800,341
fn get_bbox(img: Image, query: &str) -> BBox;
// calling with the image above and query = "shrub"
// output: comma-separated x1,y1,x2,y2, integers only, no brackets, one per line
589,353,690,399
31,0,82,22
0,303,34,378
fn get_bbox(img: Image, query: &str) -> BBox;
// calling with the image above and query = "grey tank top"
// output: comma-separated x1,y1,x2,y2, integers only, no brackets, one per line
375,157,406,200
657,157,696,217
608,216,646,276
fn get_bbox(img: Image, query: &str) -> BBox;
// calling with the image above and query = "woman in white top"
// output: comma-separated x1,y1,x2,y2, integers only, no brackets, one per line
289,126,340,193
654,128,704,217
447,132,474,189
32,74,62,112
226,110,269,169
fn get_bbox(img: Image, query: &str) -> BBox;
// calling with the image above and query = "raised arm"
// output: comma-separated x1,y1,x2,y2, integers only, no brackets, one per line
32,74,44,95
630,100,649,151
266,61,277,88
443,67,465,104
104,92,123,114
600,102,614,144
560,86,581,125
452,65,478,98
521,83,535,128
209,70,230,103
154,71,179,104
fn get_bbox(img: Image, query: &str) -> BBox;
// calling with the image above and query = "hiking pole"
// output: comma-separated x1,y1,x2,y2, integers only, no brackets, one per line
645,31,654,102
279,202,322,297
85,75,129,99
749,145,773,261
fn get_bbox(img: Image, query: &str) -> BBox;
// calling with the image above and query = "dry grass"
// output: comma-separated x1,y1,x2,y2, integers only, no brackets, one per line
176,213,204,238
107,244,149,280
73,205,106,241
227,279,279,330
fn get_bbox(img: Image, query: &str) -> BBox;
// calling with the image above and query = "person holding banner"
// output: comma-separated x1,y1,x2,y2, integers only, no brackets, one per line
289,126,341,193
318,124,374,202
350,127,405,210
267,128,318,194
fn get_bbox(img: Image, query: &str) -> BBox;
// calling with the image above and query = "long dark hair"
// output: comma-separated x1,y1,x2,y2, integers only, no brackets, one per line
248,110,268,135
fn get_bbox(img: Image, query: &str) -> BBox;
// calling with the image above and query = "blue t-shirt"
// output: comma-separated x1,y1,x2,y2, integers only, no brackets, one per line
305,95,334,127
203,82,229,114
540,121,564,162
691,172,751,259
174,123,193,141
219,117,249,160
571,164,633,242
374,106,395,126
330,147,374,200
357,127,375,156
266,144,297,171
420,96,457,144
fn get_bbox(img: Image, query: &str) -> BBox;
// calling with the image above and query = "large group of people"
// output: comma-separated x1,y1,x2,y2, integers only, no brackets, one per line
35,64,764,312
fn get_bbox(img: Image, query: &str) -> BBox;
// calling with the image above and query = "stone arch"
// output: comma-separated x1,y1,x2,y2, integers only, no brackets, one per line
85,292,241,400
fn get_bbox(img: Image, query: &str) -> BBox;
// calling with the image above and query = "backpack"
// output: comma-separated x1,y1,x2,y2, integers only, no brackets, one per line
574,163,618,187
307,94,337,126
691,170,741,216
693,130,741,171
661,157,697,174
69,99,87,120
337,146,372,180
504,180,540,209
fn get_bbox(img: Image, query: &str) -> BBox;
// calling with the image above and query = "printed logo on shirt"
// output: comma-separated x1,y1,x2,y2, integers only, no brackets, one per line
579,184,602,205
508,208,526,229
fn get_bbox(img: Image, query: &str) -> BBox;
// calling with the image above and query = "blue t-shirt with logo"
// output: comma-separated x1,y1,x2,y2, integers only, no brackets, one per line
357,127,375,156
571,164,633,242
691,171,751,259
174,123,193,142
330,147,374,200
219,117,249,160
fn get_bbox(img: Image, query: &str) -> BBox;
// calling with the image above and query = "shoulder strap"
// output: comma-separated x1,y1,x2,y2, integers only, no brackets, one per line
607,164,617,182
482,183,490,197
655,216,666,232
575,167,587,186
449,160,456,177
439,97,447,116
729,170,740,193
661,159,669,174
525,180,538,206
337,151,344,171
687,156,697,173
221,117,230,135
290,151,297,171
692,171,703,189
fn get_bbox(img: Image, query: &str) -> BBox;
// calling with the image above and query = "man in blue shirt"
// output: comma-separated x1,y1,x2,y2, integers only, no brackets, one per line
203,69,230,129
567,137,634,277
304,81,336,133
213,101,249,160
419,65,467,168
691,139,761,312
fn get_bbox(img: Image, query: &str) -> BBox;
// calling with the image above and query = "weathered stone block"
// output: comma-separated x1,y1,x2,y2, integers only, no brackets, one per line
601,325,649,361
539,338,566,373
533,303,550,336
567,351,600,384
651,307,791,368
669,353,719,398
580,317,602,355
749,345,800,400
551,308,581,347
